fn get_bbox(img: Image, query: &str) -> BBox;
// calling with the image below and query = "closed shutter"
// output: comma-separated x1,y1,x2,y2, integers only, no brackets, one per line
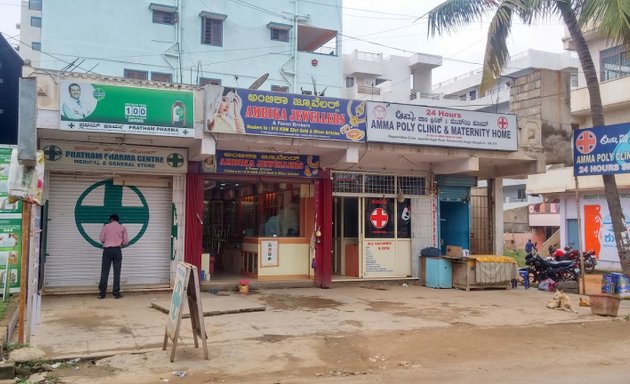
45,174,171,289
438,187,469,202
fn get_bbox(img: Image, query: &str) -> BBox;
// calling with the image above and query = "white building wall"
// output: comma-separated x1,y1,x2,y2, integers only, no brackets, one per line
18,0,42,66
29,0,343,96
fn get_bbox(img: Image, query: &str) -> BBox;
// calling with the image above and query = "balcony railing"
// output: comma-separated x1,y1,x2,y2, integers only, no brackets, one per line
358,85,381,95
355,51,382,62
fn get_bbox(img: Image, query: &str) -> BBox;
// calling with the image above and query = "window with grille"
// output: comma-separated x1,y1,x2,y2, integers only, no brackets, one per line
397,176,426,196
124,69,148,80
271,28,289,42
202,17,223,46
199,77,221,86
333,172,427,196
151,72,172,83
365,175,395,194
600,46,630,81
345,77,354,88
333,172,363,193
153,10,177,25
271,85,289,93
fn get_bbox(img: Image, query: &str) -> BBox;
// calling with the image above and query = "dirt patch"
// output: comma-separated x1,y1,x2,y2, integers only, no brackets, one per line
254,334,291,343
365,300,410,312
258,294,343,311
343,320,364,328
48,312,116,329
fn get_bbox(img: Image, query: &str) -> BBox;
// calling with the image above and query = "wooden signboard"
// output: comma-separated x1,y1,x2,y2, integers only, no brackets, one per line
163,262,208,362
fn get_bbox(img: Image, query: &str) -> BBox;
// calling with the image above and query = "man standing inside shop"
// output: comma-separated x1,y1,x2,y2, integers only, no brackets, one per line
98,214,128,299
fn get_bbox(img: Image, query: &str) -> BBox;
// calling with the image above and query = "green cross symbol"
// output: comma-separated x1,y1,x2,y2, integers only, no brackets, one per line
43,145,62,161
167,153,184,168
74,180,150,248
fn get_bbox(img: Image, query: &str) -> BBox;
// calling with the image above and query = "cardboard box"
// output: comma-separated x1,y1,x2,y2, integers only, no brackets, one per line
446,245,463,257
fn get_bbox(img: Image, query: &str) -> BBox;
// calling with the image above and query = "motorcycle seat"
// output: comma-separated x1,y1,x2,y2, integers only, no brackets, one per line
547,260,574,268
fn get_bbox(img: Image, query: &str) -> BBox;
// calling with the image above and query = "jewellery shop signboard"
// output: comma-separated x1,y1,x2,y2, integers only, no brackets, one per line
366,101,517,151
204,85,367,142
205,150,321,178
59,80,194,137
40,140,188,174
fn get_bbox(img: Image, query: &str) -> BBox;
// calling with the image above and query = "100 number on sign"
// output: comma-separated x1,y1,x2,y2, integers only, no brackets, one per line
124,104,148,122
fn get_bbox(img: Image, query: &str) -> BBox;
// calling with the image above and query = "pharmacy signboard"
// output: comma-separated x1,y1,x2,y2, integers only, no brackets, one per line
59,80,194,137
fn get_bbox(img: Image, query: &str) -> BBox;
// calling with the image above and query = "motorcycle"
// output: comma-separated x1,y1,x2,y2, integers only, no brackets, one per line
548,243,597,274
525,252,580,284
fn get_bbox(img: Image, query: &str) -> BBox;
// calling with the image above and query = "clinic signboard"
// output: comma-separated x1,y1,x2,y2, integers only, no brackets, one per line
40,140,187,174
573,123,630,176
59,80,194,137
210,150,321,178
366,102,517,151
204,85,366,142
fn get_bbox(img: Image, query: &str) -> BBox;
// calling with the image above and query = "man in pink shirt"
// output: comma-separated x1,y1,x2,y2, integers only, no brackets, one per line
98,214,129,299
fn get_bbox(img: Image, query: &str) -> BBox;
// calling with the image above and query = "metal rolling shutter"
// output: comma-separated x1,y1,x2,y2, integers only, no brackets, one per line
45,174,171,289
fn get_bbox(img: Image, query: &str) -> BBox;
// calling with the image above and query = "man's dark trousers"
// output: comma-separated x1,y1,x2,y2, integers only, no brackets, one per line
99,246,122,297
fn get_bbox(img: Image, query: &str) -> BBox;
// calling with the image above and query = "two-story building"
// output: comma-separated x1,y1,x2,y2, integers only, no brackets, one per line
527,28,630,271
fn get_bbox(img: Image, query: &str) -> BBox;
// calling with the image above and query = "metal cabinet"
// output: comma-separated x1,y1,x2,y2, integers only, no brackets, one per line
425,257,452,289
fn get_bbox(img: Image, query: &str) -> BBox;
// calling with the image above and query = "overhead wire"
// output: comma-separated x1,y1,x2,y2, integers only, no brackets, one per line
3,1,577,90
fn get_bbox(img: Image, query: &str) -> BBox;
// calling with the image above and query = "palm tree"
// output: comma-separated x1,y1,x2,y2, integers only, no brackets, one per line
428,0,630,275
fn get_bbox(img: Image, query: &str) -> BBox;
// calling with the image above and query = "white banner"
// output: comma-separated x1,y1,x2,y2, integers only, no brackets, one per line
40,140,187,174
366,102,517,151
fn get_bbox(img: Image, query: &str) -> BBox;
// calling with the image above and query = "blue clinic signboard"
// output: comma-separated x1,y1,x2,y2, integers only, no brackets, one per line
574,123,630,176
204,86,366,142
213,150,321,178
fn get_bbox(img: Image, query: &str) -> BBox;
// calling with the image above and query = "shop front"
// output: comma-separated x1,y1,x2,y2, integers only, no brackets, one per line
41,141,187,290
38,78,195,291
198,85,368,285
195,85,531,285
200,150,320,281
331,172,435,279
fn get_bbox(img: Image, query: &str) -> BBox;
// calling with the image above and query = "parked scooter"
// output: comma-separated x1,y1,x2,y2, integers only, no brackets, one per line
525,251,580,284
548,243,597,274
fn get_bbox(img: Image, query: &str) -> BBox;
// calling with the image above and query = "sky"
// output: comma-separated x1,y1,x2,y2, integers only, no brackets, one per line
0,0,568,84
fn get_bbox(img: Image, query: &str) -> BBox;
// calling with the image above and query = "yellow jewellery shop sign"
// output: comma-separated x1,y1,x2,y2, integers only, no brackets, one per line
40,140,187,174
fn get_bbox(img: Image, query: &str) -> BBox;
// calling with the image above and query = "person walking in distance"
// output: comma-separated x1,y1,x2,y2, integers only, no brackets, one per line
98,214,128,299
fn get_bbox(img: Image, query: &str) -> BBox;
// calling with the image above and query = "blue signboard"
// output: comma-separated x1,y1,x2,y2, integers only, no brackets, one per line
212,150,321,178
204,86,366,142
574,123,630,176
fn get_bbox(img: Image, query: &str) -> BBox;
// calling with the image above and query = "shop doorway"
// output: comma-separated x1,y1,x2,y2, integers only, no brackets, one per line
202,178,313,281
439,201,470,254
332,196,415,278
332,197,359,277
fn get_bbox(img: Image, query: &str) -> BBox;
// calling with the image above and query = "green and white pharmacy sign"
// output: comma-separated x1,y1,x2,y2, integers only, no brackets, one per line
59,80,194,137
0,147,22,292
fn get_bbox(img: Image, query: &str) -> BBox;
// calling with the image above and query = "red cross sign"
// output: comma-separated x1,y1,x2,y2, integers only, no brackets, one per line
497,116,509,129
370,208,389,229
575,131,597,155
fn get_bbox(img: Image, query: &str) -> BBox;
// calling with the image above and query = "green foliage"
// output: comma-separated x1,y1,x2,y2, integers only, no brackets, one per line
5,342,28,352
504,249,526,267
0,299,6,320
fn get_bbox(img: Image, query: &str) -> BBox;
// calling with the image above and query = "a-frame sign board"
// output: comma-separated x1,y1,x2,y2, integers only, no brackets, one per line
163,262,209,362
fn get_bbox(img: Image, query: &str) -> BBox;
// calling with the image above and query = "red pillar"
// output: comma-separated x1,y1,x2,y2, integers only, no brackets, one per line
184,162,203,272
315,169,332,288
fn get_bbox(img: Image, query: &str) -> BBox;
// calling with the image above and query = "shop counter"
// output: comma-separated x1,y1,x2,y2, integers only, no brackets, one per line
242,237,312,279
